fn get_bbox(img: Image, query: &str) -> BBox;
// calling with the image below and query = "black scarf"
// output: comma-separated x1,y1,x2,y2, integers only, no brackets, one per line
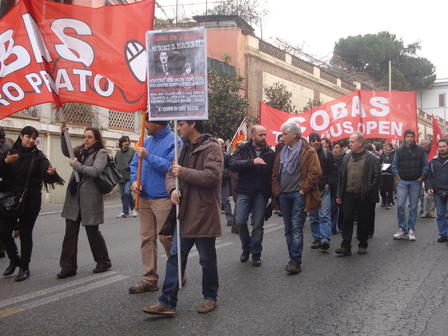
69,143,101,194
178,134,210,166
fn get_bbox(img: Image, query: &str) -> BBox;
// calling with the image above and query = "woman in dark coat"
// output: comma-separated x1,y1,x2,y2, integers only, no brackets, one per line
0,126,63,282
57,122,111,279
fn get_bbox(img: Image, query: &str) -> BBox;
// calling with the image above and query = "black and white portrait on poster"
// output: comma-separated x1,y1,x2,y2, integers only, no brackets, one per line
146,28,208,121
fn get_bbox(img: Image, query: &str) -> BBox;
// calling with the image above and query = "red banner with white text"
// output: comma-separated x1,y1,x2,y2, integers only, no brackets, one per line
260,90,417,146
0,0,154,119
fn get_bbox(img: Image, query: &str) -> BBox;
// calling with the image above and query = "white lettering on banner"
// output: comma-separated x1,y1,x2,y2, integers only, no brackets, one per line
0,30,31,78
72,69,92,92
39,71,58,93
391,122,403,136
370,97,390,116
3,82,24,101
93,75,114,97
51,19,94,67
287,116,307,134
0,93,10,106
310,110,330,131
22,14,52,64
55,69,74,92
25,73,43,93
331,102,348,120
366,121,377,134
351,95,366,117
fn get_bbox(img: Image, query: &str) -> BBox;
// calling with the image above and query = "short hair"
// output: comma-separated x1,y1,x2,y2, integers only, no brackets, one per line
250,125,264,135
438,138,448,145
322,137,332,146
277,133,284,142
119,136,130,149
351,132,364,143
186,120,205,133
281,121,301,137
333,140,346,148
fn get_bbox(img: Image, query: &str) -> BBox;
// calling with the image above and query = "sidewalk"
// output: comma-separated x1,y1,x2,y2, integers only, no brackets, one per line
40,195,122,216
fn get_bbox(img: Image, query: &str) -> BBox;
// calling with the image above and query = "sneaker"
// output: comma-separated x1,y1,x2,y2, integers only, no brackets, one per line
437,236,448,243
335,247,351,256
131,209,138,217
142,303,176,316
251,254,261,267
116,212,128,218
311,240,321,249
386,205,391,210
320,241,330,252
240,251,250,263
393,228,408,240
129,281,159,294
408,230,416,241
357,247,368,255
285,262,301,274
196,300,217,313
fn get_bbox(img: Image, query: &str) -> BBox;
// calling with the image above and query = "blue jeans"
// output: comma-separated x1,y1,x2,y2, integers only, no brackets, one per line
119,181,134,214
434,194,448,237
159,235,218,309
279,192,306,265
309,186,332,243
397,180,422,232
236,193,267,255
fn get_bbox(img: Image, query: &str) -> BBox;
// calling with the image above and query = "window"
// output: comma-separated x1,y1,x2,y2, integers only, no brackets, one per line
440,94,446,107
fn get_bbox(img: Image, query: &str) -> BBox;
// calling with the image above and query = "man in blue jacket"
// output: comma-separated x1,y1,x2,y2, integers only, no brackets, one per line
426,139,448,243
129,118,182,293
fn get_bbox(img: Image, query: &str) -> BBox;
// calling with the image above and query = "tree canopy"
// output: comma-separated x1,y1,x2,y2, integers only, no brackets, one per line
207,0,267,26
264,82,297,113
332,32,436,90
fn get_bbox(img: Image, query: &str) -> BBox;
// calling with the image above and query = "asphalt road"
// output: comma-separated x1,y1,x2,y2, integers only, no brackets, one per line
1,201,447,336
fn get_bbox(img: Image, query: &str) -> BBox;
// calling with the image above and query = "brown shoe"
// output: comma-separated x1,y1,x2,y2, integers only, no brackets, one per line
311,240,321,249
129,281,159,294
357,247,368,255
197,299,217,313
142,303,176,316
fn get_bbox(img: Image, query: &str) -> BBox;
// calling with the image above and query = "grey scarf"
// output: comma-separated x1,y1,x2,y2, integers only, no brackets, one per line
280,139,302,174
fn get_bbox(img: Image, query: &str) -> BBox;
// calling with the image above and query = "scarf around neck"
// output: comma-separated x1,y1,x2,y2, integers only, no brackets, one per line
280,139,302,175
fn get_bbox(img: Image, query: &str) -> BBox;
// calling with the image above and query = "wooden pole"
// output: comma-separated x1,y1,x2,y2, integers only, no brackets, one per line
134,110,146,211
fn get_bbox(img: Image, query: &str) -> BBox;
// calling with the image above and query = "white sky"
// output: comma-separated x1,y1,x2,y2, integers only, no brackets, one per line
157,0,448,79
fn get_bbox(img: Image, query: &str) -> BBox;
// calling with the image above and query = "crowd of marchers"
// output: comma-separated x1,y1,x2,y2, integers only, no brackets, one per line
1,117,447,318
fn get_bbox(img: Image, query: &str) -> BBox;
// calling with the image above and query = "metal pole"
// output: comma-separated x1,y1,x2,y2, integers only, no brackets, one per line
388,60,392,91
174,120,182,289
57,108,80,183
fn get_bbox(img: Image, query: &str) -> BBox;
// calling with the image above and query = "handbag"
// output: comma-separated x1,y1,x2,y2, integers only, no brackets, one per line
0,152,35,218
95,155,123,194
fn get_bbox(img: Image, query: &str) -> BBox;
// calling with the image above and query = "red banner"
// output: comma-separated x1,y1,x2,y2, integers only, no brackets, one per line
428,115,443,161
260,90,417,146
0,0,154,119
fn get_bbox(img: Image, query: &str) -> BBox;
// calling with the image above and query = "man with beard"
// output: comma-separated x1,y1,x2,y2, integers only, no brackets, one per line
230,125,274,267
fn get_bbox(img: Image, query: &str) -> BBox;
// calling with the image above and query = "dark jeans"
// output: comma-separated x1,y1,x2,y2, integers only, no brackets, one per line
380,175,394,205
279,192,306,265
367,202,376,237
221,180,233,224
119,181,134,214
235,192,267,255
331,191,343,233
341,193,370,250
0,196,41,267
59,218,111,272
159,237,218,309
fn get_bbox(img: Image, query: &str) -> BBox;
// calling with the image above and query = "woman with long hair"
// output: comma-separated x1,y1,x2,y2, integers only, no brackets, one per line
57,122,111,279
0,126,64,281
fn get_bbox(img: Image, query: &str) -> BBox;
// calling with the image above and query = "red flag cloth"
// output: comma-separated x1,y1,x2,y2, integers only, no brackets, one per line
228,118,247,152
0,0,154,119
260,90,417,146
428,115,444,162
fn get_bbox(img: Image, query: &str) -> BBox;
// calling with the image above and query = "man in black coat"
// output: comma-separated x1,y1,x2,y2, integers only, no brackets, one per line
230,125,274,266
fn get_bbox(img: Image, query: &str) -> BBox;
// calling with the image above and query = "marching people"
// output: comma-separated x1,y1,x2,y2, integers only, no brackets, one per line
0,127,12,259
143,120,223,316
379,143,395,209
419,140,435,218
0,126,63,281
331,140,346,234
308,132,337,251
217,138,233,227
115,136,137,218
230,125,274,267
128,119,181,294
392,130,428,241
425,139,448,243
57,123,112,279
272,122,322,274
364,144,380,238
335,132,380,256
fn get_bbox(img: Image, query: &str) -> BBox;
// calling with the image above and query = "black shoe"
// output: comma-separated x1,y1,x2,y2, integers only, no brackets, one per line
335,247,352,256
57,270,77,279
93,264,111,274
437,236,448,243
311,240,321,249
0,249,5,259
320,241,330,251
240,251,250,263
3,260,19,276
251,254,261,267
15,267,30,282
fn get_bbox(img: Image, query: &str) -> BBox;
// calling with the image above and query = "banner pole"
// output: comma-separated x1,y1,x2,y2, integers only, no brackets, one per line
57,108,79,183
174,120,182,289
135,110,146,211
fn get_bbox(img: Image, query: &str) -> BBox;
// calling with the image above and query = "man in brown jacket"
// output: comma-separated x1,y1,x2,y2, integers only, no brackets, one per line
272,121,322,274
143,120,223,316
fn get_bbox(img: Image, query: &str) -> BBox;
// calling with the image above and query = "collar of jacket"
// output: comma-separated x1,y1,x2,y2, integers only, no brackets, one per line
191,134,215,153
152,124,171,139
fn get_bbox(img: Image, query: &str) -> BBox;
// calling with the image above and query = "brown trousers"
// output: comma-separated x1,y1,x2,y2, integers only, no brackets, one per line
59,218,111,272
138,198,172,283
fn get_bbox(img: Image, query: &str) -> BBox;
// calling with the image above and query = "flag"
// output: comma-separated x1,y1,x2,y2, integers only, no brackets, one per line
428,115,444,162
228,118,247,152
